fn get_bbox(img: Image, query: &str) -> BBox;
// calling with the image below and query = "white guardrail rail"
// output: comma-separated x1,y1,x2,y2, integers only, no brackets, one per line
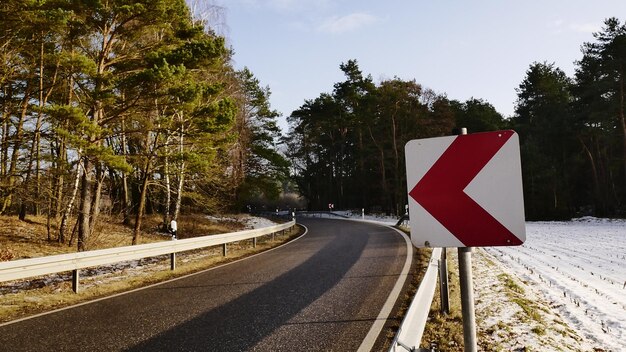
0,220,295,292
389,247,442,352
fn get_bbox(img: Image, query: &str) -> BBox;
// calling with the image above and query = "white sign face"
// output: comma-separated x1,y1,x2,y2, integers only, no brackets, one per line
405,130,526,248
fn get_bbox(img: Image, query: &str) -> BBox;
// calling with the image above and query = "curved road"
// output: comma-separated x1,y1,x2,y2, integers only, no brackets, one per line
0,218,410,351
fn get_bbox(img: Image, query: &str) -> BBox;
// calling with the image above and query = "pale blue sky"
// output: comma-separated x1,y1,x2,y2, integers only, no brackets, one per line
212,0,626,130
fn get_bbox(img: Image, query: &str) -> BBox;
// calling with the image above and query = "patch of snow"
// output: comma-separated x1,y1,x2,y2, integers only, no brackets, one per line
205,215,238,222
483,218,626,351
242,216,278,229
473,249,592,351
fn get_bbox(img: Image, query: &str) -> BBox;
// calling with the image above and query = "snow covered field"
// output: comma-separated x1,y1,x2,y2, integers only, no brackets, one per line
482,218,626,351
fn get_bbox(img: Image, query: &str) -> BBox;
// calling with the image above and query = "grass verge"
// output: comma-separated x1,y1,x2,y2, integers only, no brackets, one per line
377,246,431,350
0,215,301,324
420,249,465,351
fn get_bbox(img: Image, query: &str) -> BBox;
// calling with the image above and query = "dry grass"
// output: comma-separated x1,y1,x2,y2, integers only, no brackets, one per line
0,213,301,324
0,213,247,261
385,247,431,339
420,248,465,351
420,250,505,351
372,228,431,351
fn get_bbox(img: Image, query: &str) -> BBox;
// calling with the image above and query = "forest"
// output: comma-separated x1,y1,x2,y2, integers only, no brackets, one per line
286,18,626,220
0,0,288,250
1,1,625,255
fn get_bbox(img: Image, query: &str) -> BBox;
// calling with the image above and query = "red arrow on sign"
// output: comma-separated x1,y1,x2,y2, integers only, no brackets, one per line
408,131,523,247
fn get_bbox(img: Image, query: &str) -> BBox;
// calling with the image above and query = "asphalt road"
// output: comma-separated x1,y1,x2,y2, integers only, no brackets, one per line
0,218,410,352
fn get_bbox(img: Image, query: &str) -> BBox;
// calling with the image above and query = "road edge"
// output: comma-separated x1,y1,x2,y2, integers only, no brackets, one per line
355,221,414,352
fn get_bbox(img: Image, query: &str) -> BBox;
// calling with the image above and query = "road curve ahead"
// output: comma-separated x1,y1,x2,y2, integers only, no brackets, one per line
0,218,410,351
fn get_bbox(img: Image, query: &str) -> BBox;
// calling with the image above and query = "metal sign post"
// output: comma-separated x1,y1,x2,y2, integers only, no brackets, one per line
457,128,476,352
458,247,477,351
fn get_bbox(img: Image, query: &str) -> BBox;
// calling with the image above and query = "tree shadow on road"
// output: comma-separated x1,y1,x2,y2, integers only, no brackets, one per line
124,225,369,352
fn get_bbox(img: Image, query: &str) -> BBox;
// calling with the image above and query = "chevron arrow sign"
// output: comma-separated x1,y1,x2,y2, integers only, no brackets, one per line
405,130,526,248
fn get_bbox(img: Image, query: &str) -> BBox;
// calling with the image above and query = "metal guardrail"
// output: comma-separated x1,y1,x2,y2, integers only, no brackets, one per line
296,211,350,218
0,220,295,292
396,214,410,228
389,247,442,352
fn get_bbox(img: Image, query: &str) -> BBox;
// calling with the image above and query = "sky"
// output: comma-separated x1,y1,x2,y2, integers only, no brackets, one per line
208,0,626,132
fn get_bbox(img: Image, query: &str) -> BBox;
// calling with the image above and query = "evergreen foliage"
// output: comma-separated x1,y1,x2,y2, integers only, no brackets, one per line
286,60,455,215
288,17,626,220
0,0,287,248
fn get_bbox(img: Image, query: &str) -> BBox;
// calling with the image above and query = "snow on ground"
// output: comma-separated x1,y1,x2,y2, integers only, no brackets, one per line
483,218,626,351
473,248,594,351
244,216,280,229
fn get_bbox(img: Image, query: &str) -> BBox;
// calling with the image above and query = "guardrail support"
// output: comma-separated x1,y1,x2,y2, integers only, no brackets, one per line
253,237,257,248
223,243,227,257
72,269,80,293
439,248,450,314
170,253,176,271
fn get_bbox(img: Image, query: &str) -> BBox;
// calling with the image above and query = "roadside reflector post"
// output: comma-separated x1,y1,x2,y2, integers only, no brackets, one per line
170,236,177,270
72,269,80,293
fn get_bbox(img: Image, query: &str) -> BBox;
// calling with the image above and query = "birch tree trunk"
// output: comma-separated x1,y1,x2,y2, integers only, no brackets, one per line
162,136,172,229
173,122,185,221
173,161,185,221
77,156,92,251
59,160,81,243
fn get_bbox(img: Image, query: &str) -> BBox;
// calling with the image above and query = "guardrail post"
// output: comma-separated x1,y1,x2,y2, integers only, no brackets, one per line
223,243,227,256
170,253,176,270
439,248,450,314
72,269,80,293
253,237,257,248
